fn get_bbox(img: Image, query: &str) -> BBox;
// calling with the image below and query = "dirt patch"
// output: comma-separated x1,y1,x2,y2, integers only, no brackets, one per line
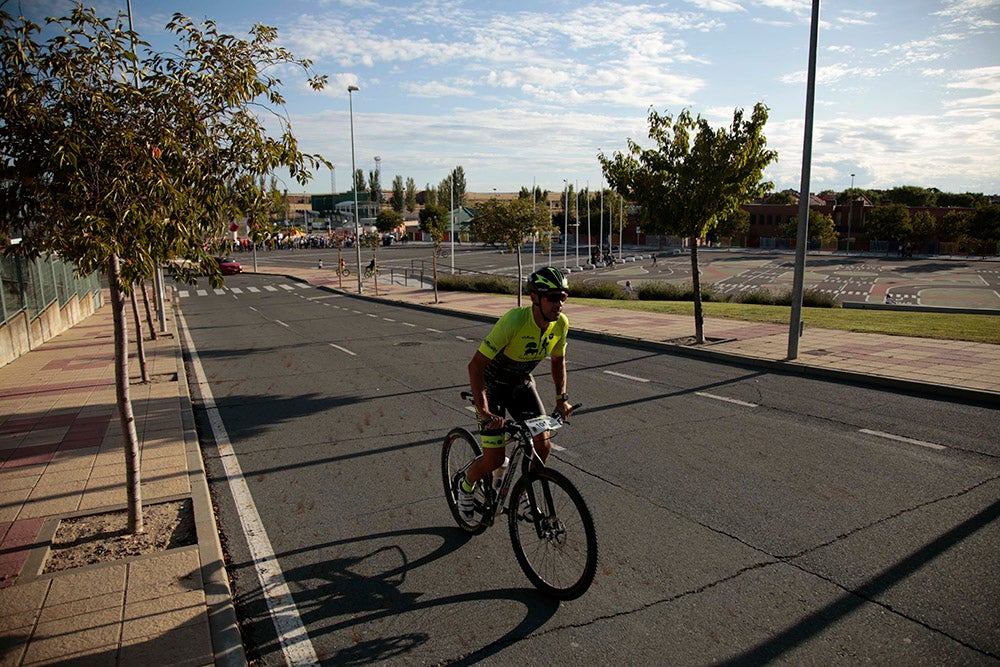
43,499,196,573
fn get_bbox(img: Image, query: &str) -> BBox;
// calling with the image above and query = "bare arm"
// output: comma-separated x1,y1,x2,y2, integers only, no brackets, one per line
551,354,572,418
469,351,504,427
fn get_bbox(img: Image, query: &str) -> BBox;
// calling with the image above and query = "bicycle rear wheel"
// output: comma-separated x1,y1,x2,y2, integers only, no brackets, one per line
441,427,487,534
509,468,598,600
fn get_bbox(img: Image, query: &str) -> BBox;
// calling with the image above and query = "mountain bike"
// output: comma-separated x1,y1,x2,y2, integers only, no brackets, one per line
442,391,598,600
336,265,350,277
363,266,379,279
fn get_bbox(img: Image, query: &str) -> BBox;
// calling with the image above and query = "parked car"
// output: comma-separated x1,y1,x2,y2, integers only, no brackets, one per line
206,256,242,275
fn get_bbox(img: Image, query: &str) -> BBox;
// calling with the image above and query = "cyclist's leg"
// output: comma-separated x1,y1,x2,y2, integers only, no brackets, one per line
509,378,551,464
462,386,509,487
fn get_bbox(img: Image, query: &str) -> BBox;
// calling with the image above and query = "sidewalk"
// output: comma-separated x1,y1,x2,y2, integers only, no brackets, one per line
0,297,244,666
0,268,996,666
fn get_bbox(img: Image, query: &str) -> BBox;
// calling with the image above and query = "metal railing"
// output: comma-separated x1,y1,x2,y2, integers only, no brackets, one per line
0,254,102,326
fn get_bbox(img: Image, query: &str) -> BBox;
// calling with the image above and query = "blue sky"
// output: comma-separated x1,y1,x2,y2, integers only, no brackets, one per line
22,0,1000,196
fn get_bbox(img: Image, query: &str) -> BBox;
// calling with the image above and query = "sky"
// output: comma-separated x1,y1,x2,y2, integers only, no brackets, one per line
17,0,1000,197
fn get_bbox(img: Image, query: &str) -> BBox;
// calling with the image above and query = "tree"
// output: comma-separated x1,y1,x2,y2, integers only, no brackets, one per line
865,203,912,249
885,185,935,207
451,166,468,206
389,175,405,213
600,104,776,343
405,177,417,213
368,169,382,207
715,207,750,242
910,210,936,243
424,184,437,207
439,174,454,209
354,168,366,194
782,209,837,243
968,205,1000,254
376,209,403,235
1,6,327,533
939,210,971,244
418,204,450,302
471,199,555,306
762,191,796,205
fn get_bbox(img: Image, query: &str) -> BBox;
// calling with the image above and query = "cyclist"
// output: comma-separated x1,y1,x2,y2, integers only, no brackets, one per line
458,266,574,520
365,256,377,275
339,257,347,275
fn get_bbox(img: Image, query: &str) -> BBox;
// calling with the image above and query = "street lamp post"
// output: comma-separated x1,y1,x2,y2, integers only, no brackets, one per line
847,173,855,255
563,180,569,270
575,182,580,269
348,85,362,293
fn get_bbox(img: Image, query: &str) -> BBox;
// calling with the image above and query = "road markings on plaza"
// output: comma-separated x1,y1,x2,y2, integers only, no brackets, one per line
859,429,946,451
696,392,759,408
329,343,356,356
177,309,319,666
274,320,290,328
603,370,650,383
426,327,443,333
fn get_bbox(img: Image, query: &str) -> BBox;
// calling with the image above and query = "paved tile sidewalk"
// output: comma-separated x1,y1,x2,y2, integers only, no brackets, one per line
0,299,243,667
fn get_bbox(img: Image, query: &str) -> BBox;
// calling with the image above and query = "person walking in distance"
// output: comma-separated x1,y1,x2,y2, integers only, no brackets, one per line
457,267,574,520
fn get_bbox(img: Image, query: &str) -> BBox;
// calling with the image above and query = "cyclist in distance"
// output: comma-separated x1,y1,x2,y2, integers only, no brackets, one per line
458,266,574,520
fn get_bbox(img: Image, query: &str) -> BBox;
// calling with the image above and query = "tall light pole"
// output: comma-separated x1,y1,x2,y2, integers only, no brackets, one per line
563,180,569,270
847,173,855,255
575,182,580,269
348,85,362,293
374,156,381,211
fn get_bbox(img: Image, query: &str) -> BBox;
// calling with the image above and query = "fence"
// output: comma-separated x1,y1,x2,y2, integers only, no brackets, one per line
0,254,103,366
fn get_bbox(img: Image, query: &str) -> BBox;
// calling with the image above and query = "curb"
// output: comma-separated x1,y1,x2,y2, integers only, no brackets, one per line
172,297,248,667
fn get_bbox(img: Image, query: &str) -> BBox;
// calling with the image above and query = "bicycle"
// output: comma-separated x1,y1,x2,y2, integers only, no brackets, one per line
336,266,351,277
363,266,379,279
442,391,598,600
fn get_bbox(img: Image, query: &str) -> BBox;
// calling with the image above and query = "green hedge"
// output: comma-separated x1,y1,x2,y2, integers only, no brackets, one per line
432,273,838,308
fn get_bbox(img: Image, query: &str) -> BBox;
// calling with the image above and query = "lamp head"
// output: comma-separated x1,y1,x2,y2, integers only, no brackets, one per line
348,85,359,92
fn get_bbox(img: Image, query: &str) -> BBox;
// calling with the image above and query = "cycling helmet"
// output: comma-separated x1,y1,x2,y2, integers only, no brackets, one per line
526,266,568,294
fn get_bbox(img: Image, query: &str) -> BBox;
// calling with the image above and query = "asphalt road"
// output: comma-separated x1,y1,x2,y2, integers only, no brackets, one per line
177,272,1000,665
240,243,1000,309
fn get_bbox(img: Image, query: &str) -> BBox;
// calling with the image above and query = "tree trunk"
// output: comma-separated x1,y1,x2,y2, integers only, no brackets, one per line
108,254,144,534
689,238,705,344
140,279,157,341
129,286,149,383
432,246,439,304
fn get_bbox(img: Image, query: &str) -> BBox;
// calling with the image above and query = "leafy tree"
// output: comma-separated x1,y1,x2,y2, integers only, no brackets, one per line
424,184,438,207
865,203,912,248
389,175,405,212
783,210,837,243
354,168,366,194
360,230,382,295
939,210,971,242
715,207,750,241
418,203,450,302
762,191,796,205
885,185,935,207
405,177,417,213
968,205,1000,254
0,6,326,533
937,191,987,208
376,208,403,234
470,198,555,306
910,210,936,242
451,166,468,206
600,104,776,343
518,185,550,203
439,174,454,209
368,169,382,207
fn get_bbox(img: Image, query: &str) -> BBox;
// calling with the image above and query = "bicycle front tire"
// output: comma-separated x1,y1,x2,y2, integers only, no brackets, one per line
441,427,487,534
509,468,598,600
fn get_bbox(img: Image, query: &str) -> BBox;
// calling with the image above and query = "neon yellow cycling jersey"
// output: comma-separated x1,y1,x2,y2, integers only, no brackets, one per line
478,306,568,384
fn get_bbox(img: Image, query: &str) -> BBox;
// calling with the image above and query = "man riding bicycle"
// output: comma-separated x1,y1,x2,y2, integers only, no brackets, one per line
458,266,574,520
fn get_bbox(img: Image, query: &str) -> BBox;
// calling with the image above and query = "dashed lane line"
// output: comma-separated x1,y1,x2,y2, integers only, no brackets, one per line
603,370,650,383
859,429,946,451
329,343,356,356
696,392,759,408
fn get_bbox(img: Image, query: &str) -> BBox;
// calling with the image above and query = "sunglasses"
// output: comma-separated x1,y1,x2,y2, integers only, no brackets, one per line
542,292,568,303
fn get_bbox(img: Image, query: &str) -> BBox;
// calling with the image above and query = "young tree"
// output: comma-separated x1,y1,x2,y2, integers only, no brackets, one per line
424,184,438,207
471,199,555,306
782,210,837,243
600,104,776,343
368,169,382,207
865,203,912,250
451,166,468,206
1,6,327,533
968,205,1000,255
389,175,405,213
405,177,418,213
376,209,403,235
354,168,366,194
418,204,449,303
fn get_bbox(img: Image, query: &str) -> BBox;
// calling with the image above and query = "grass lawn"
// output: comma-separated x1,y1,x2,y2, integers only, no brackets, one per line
570,297,1000,344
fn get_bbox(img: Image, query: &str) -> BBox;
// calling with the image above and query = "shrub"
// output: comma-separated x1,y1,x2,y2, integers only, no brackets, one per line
737,288,777,305
569,281,625,300
436,273,517,294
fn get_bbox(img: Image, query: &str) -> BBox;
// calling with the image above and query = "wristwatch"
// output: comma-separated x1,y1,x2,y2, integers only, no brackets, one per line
556,392,569,402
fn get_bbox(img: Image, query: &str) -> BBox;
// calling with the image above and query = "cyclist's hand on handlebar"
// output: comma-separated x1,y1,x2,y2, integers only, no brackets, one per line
482,410,506,430
554,400,574,421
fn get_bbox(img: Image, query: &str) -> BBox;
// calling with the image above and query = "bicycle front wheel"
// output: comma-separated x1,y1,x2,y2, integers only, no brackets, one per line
441,427,487,534
509,468,598,600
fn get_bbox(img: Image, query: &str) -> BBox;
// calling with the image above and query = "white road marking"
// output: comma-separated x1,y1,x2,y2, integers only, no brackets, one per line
177,310,319,666
859,429,946,451
214,288,226,295
264,285,278,292
178,290,189,298
383,318,396,322
280,284,295,290
456,336,475,342
230,287,243,294
196,289,207,296
426,327,443,333
696,392,758,408
247,286,260,293
403,322,416,327
274,320,290,328
603,370,650,383
329,343,356,356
